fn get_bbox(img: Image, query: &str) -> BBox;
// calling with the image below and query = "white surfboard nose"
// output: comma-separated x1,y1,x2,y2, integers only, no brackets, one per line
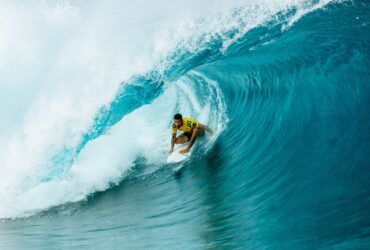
167,143,191,163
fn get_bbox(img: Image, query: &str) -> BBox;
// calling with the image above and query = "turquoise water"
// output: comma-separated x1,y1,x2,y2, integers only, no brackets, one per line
0,0,370,249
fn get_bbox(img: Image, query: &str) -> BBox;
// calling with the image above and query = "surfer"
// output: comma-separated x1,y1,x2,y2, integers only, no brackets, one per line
169,113,214,154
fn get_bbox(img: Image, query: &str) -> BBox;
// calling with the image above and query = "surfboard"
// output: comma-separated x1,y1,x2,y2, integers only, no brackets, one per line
167,143,191,164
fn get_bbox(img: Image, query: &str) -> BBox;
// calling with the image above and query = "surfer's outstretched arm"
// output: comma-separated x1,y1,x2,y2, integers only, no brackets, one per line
199,124,214,135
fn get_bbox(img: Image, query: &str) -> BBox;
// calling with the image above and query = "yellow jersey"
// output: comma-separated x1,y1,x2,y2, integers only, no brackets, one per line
172,117,200,133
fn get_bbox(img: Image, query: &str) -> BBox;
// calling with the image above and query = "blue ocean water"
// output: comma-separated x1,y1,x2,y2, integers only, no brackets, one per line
0,0,370,249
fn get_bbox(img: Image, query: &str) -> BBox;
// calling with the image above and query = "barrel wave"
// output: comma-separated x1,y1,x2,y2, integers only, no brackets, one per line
0,0,369,249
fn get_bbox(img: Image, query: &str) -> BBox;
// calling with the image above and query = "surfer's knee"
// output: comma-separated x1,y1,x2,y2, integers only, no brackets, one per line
175,135,187,144
174,137,182,144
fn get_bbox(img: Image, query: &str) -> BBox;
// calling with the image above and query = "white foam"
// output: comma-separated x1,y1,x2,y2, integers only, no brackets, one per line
0,75,227,218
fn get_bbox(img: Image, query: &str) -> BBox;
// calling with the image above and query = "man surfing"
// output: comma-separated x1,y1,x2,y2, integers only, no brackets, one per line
169,113,214,154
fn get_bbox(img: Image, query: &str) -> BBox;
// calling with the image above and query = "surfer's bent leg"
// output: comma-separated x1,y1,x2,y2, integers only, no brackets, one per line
175,133,189,144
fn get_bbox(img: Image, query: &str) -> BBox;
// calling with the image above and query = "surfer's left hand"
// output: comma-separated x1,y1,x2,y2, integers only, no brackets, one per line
179,147,190,154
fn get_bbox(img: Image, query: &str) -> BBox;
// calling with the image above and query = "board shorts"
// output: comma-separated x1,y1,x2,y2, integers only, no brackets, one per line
183,132,193,140
181,130,205,140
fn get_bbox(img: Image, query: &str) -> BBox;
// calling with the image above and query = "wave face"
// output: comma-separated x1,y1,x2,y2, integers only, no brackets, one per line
0,0,370,249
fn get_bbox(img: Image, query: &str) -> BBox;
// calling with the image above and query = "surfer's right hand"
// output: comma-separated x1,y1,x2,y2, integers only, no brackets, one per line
168,149,174,154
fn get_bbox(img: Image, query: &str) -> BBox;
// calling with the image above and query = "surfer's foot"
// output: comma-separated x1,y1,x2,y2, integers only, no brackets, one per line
179,147,190,154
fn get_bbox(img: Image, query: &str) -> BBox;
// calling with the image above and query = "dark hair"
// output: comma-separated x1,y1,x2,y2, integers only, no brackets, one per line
174,113,182,120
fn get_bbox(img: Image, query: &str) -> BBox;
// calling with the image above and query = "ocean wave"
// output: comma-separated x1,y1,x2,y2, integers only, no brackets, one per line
1,0,363,220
